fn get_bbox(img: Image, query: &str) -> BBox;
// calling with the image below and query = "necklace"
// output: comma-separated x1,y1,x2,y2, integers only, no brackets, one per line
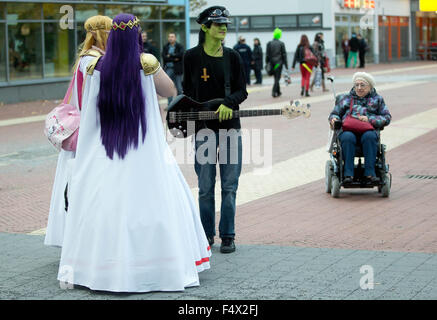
212,45,223,57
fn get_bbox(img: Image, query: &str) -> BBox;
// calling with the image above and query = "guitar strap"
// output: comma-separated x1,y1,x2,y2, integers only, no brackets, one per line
223,47,231,97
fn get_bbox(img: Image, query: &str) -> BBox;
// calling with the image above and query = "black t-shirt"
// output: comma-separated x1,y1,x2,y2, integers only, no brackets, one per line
183,45,248,132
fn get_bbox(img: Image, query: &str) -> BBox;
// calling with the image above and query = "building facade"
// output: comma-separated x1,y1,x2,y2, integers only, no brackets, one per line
0,0,190,104
189,0,436,69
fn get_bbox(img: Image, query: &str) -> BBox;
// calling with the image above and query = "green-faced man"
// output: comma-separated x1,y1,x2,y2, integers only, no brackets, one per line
182,6,248,254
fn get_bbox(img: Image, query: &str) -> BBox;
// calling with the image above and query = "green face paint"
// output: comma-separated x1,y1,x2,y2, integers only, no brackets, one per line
204,22,227,42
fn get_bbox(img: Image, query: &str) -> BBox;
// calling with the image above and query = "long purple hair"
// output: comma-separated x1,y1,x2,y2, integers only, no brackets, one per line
98,13,145,159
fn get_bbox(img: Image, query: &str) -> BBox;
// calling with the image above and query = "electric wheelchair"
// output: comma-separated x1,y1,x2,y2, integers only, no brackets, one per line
325,120,392,198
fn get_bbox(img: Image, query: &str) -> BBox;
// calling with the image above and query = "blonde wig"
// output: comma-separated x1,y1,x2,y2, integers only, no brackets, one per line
72,15,113,72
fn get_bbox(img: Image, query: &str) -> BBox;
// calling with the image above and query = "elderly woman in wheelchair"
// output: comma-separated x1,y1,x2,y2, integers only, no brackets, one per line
327,72,392,197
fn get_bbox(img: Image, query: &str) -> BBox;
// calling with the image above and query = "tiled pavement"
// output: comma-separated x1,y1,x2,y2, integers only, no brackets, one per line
1,233,436,300
1,62,437,300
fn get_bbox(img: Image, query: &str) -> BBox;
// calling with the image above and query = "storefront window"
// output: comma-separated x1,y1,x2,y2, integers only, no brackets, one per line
235,17,250,30
0,3,5,20
75,4,104,22
43,3,66,20
8,22,42,80
140,21,160,59
7,3,41,20
251,16,273,29
275,15,297,28
105,5,133,18
298,14,322,28
44,23,75,77
0,23,6,82
162,6,185,20
133,5,159,21
163,22,185,49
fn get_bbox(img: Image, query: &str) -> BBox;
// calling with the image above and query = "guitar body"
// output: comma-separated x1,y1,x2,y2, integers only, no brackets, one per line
166,95,224,138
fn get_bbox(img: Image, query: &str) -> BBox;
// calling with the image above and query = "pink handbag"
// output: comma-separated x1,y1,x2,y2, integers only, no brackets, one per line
44,72,80,151
342,99,374,134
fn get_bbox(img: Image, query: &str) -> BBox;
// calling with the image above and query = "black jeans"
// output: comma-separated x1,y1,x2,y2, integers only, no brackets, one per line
272,64,282,96
254,66,262,84
243,63,251,85
359,51,366,68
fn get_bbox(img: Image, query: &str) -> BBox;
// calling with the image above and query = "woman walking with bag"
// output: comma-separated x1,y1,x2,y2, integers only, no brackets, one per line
310,32,329,92
292,34,317,97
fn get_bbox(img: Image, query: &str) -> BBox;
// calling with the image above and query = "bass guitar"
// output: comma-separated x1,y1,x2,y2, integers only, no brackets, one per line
166,94,311,138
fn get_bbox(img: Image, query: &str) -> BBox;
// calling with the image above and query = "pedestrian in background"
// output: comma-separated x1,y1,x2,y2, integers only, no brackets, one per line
341,34,350,68
233,36,253,85
162,32,184,104
358,34,368,68
348,32,360,68
310,32,329,92
266,28,288,98
252,38,263,84
141,31,159,60
292,34,316,97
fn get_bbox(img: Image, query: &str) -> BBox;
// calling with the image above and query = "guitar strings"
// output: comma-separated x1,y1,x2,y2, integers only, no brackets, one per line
169,109,301,121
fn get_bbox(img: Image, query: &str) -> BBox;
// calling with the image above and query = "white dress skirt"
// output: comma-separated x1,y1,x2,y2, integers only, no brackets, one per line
45,56,93,247
56,66,211,292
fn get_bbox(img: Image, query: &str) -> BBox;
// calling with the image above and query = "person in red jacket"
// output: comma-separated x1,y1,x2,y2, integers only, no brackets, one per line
292,34,316,97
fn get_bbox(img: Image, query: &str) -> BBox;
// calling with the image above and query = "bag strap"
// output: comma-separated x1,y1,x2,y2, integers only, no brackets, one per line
223,47,231,97
63,71,77,104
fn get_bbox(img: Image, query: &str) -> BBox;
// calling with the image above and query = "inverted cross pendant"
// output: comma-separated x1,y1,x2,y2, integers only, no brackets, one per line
201,68,210,82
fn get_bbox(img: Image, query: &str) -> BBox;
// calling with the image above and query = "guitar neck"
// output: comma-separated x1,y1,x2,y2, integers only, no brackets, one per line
183,109,282,121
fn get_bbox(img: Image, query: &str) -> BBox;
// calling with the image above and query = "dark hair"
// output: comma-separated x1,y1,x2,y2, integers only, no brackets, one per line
254,38,261,45
314,32,323,43
299,34,310,48
97,13,146,160
198,21,212,45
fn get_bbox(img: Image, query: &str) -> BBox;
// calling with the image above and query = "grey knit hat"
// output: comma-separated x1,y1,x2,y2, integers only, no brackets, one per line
353,72,376,88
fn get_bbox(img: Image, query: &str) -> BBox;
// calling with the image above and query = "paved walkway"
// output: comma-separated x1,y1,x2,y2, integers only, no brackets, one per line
1,233,436,300
1,61,437,300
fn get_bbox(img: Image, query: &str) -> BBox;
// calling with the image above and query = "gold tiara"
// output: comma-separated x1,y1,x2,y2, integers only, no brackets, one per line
86,24,111,32
112,17,140,31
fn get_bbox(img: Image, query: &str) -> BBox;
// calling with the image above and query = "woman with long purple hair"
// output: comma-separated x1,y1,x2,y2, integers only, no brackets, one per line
57,13,211,293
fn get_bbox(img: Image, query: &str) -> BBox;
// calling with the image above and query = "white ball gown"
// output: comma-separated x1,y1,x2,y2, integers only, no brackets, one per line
56,59,211,292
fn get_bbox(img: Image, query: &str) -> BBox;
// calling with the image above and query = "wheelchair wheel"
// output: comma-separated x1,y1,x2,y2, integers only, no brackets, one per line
331,176,340,198
325,160,333,193
381,173,391,198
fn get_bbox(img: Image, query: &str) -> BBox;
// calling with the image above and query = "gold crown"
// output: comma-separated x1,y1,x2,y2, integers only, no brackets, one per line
112,17,140,31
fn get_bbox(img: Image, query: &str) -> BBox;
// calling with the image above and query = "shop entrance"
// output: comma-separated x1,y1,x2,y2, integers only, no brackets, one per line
378,16,410,62
335,14,374,68
415,11,437,60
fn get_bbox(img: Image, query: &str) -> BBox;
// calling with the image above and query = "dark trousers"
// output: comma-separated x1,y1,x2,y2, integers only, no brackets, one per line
243,63,251,85
359,51,366,68
254,66,262,84
272,64,282,96
339,130,378,177
343,51,349,68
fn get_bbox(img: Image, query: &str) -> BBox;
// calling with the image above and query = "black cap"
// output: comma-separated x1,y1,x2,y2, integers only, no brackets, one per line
196,6,232,25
